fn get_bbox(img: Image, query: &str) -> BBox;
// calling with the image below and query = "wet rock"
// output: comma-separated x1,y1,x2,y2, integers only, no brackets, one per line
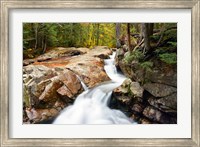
143,83,177,97
94,54,109,59
148,93,177,114
115,96,132,105
139,118,152,124
143,106,174,124
114,79,143,98
130,113,140,122
113,79,131,94
131,103,144,114
130,82,144,98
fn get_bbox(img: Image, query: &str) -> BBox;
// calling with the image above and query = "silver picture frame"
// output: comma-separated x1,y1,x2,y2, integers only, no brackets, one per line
0,0,199,146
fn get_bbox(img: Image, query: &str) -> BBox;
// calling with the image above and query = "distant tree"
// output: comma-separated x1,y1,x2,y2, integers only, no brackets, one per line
116,23,121,48
127,23,131,52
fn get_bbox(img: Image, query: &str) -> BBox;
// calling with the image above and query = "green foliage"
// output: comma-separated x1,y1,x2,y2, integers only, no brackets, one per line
150,35,160,41
140,61,153,72
123,52,134,64
154,47,169,54
123,50,144,64
159,53,177,64
23,23,116,51
167,41,177,47
163,29,177,42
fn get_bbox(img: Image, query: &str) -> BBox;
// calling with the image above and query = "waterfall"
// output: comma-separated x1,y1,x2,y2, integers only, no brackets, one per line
53,51,135,124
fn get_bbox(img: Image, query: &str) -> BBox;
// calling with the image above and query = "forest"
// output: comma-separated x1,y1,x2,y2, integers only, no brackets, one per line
23,23,177,124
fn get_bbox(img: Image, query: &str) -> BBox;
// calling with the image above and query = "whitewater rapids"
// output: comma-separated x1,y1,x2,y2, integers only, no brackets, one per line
53,52,135,124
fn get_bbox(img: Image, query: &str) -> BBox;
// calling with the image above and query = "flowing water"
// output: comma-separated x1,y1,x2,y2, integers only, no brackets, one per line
53,52,135,124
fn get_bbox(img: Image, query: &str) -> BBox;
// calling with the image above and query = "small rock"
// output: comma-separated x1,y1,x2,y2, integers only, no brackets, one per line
23,59,35,66
130,82,144,98
118,96,132,105
130,113,140,121
131,103,144,113
139,118,152,124
113,78,131,94
143,106,173,124
37,57,52,62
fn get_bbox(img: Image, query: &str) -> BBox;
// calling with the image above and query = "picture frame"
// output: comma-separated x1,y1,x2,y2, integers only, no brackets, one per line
0,0,199,146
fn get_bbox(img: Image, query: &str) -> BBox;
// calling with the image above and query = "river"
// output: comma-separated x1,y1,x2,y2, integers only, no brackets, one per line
53,52,135,124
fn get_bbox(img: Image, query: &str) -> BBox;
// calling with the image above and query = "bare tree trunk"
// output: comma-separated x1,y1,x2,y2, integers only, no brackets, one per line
142,23,151,53
116,23,121,48
127,23,131,52
42,35,47,53
34,24,38,50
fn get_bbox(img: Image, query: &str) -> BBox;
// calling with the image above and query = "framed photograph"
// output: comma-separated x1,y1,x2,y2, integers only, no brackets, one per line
0,0,199,146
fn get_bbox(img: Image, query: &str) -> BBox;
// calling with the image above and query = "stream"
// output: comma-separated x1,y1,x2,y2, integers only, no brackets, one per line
53,52,135,124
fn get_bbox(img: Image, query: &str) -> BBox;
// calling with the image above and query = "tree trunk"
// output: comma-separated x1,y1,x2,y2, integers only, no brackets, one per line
148,23,154,36
142,23,151,53
127,23,131,52
116,23,121,48
34,24,38,50
96,24,100,45
42,35,47,53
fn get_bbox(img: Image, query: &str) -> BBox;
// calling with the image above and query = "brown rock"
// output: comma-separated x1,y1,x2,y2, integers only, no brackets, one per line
139,118,152,124
115,96,132,105
39,78,63,106
25,99,66,123
23,59,35,66
131,103,144,113
26,108,59,123
67,58,110,88
130,113,140,121
143,106,173,124
58,70,82,95
57,85,73,98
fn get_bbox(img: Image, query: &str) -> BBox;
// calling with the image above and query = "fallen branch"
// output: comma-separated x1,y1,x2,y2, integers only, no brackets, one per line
133,38,144,52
